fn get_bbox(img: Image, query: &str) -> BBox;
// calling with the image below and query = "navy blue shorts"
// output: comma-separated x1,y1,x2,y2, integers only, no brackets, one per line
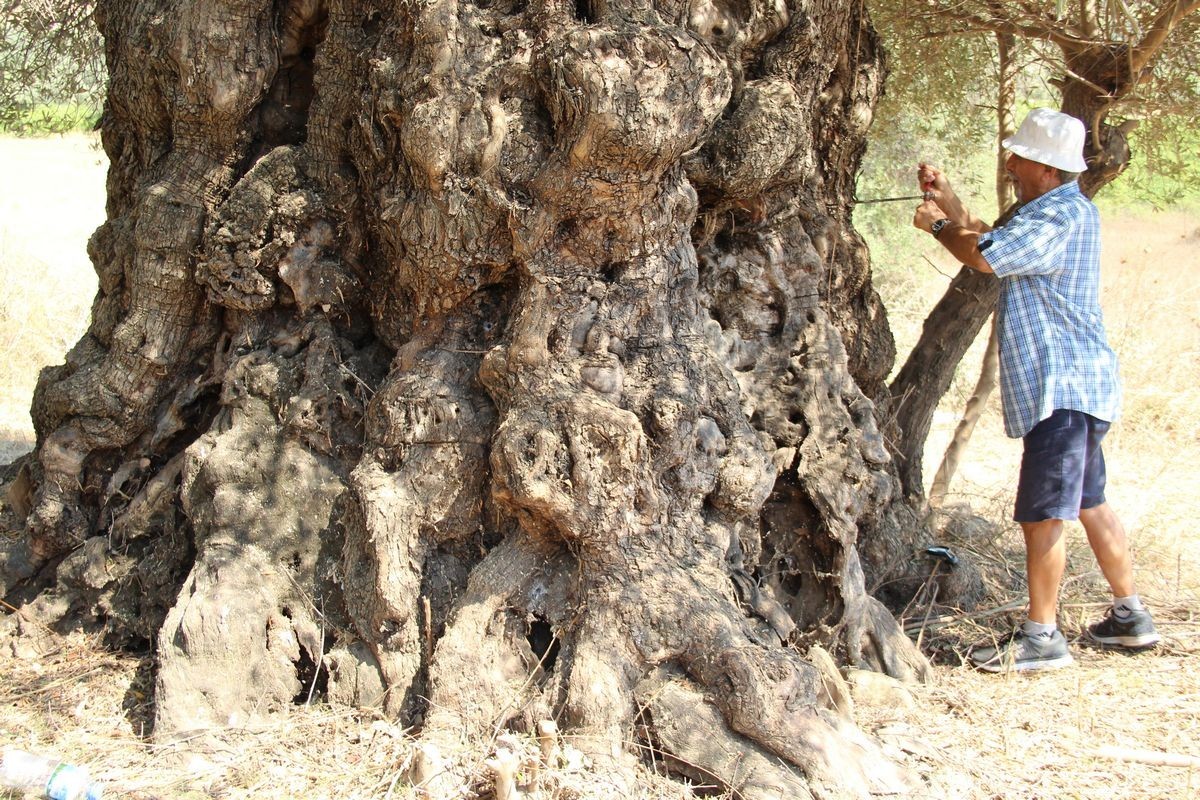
1014,409,1110,523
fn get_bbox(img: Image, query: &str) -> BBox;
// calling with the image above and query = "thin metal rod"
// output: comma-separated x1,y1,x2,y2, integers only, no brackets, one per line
855,193,927,204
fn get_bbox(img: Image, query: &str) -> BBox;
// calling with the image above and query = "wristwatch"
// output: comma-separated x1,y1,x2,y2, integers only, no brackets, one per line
930,218,952,239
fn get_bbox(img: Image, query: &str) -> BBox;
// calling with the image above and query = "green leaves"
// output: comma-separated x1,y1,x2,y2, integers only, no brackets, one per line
0,1,103,135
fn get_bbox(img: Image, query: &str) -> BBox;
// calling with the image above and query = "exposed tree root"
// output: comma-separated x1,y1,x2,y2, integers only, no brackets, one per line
640,671,815,800
155,391,346,738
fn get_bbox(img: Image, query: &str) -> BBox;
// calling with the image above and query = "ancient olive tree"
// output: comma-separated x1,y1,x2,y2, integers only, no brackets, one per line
1,0,934,795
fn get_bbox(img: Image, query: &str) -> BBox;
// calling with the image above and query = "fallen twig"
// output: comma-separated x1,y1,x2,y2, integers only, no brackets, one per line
3,667,106,702
1094,745,1200,768
904,598,1025,634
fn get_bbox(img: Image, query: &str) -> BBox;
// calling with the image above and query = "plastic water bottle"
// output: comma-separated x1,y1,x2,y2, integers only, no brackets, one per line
0,749,103,800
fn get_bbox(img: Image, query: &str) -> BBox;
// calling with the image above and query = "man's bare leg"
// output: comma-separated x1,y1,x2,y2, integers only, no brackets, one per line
1079,502,1135,597
1080,502,1160,645
969,517,1074,671
1022,518,1066,624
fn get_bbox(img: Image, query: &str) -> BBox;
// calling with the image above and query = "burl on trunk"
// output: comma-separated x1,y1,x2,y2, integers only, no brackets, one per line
0,0,931,796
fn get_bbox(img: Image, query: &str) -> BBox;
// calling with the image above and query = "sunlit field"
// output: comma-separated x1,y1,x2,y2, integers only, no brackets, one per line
0,133,103,463
878,202,1200,602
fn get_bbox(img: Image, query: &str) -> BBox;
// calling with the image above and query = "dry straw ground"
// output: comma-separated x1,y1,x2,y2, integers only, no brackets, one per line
2,135,1197,799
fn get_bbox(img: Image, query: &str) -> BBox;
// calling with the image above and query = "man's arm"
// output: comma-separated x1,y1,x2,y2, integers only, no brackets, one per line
913,200,993,273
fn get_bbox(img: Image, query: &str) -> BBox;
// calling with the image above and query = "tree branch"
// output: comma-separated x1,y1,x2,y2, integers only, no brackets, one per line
1130,1,1200,75
928,2,1098,48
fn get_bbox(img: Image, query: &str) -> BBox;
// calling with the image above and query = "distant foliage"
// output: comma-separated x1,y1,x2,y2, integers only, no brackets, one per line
0,1,103,134
864,0,1200,210
853,17,999,277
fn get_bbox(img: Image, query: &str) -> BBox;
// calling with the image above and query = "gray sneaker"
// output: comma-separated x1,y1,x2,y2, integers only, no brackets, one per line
969,629,1074,673
1087,607,1161,648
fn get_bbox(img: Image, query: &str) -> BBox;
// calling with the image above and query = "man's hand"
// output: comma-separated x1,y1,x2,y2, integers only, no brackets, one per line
913,199,948,234
915,161,992,234
913,197,994,274
917,162,951,201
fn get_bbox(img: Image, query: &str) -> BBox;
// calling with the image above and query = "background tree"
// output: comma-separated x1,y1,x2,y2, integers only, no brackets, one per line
0,0,934,795
0,0,103,132
925,28,1017,508
871,0,1200,497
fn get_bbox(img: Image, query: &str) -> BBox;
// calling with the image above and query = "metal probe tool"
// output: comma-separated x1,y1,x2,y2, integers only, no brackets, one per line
855,191,933,204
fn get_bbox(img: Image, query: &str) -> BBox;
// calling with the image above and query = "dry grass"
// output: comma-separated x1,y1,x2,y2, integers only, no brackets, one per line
0,625,705,800
2,137,1198,798
2,628,435,799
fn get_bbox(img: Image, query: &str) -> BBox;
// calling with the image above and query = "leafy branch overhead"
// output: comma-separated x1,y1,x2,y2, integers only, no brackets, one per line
0,1,103,133
868,0,1198,203
911,1,1198,123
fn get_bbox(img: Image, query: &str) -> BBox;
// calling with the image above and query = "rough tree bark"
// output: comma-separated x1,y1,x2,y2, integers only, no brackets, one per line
888,268,999,499
0,0,931,796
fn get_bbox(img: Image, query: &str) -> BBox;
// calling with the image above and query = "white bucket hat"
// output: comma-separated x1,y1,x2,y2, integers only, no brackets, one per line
1002,108,1089,172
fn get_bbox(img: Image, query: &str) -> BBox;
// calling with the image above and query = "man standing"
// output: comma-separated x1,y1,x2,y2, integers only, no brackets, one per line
912,108,1160,672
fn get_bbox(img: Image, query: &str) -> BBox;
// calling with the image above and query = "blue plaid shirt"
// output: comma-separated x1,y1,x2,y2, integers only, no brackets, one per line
978,181,1121,438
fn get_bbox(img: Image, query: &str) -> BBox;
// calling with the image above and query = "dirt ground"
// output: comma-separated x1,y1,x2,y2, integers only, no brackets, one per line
2,134,1197,799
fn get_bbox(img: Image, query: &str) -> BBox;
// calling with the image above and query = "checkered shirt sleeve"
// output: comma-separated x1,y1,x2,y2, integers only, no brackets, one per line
977,182,1121,438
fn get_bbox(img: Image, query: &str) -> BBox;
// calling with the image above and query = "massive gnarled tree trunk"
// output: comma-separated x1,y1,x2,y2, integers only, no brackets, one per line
0,0,931,795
